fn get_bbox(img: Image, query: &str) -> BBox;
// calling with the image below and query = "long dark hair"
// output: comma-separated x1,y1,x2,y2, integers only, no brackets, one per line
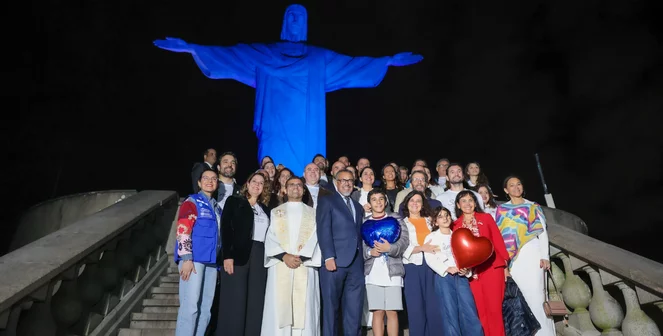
476,183,497,208
401,190,432,218
273,168,293,191
465,161,489,187
380,164,403,191
454,190,484,220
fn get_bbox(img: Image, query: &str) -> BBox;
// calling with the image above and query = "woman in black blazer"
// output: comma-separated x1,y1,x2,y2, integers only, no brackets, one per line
216,172,271,336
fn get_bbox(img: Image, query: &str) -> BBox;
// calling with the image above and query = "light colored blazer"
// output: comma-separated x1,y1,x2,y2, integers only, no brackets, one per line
402,217,433,266
362,214,409,277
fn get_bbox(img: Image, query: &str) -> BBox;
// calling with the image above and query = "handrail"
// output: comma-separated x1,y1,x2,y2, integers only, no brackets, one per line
548,222,663,295
19,189,137,211
0,190,177,314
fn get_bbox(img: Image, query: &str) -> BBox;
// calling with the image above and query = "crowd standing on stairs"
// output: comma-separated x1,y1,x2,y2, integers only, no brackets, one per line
168,150,556,336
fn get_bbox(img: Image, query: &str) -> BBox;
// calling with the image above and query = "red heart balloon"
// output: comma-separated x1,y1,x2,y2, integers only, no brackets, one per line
451,228,494,269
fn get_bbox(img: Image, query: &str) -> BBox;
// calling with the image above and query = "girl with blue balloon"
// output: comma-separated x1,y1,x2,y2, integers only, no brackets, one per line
361,189,409,336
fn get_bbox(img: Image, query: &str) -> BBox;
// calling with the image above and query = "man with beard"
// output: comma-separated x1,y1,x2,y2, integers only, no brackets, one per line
313,154,332,186
216,152,240,209
316,169,365,336
435,163,484,219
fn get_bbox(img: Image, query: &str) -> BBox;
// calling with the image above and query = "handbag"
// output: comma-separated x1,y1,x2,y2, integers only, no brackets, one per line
543,268,567,317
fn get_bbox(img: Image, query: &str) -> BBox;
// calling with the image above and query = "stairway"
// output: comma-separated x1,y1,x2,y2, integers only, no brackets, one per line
118,266,180,336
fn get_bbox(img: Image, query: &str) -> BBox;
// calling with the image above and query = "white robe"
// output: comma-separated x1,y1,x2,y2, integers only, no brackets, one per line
261,202,322,336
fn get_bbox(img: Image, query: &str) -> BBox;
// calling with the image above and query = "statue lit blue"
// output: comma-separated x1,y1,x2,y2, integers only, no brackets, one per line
153,4,423,175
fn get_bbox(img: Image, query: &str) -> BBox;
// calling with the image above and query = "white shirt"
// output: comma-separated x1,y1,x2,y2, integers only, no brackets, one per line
358,189,371,218
484,205,497,219
435,188,485,220
424,230,472,278
219,183,234,209
306,184,320,209
252,203,270,242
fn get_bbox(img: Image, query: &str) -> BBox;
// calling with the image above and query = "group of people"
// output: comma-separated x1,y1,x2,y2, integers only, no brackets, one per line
177,149,556,336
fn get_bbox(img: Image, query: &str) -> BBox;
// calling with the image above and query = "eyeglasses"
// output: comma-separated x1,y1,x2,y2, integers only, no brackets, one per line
338,179,354,184
287,183,304,188
201,176,217,182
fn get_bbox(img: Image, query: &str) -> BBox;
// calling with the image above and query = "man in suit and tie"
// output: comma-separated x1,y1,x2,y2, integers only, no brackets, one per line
316,169,366,336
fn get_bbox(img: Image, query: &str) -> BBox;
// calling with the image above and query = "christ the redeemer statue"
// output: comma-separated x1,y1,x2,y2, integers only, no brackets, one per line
154,4,422,175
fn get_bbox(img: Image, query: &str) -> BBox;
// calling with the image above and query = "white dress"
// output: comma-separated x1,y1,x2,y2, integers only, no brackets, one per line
505,199,556,336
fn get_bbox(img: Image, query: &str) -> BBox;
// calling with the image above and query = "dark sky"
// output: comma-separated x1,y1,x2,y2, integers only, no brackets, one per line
4,0,663,261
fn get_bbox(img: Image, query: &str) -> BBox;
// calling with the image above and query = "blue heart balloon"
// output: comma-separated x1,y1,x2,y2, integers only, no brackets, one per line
361,217,401,247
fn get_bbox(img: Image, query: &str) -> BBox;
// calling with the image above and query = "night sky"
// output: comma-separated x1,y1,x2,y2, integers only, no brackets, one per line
4,1,663,261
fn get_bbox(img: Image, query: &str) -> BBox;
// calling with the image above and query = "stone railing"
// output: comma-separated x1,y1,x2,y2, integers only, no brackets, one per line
0,190,178,336
9,190,138,252
547,223,663,336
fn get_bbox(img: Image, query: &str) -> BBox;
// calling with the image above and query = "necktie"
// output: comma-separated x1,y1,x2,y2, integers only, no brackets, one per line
344,196,354,217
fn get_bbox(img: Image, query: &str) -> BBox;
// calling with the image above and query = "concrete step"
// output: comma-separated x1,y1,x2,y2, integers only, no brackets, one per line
168,267,178,274
130,320,177,329
151,287,178,294
118,329,175,336
132,312,178,321
142,306,179,313
159,282,179,288
143,299,179,307
151,294,179,300
160,275,179,283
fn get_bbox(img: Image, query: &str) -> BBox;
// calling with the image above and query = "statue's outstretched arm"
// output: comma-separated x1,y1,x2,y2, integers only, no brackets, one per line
387,52,424,67
153,37,191,53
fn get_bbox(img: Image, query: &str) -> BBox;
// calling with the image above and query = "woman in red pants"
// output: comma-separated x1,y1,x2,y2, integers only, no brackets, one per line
453,190,510,336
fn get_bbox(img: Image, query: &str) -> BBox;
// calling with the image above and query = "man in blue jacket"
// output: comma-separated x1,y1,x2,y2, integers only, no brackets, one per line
316,169,365,336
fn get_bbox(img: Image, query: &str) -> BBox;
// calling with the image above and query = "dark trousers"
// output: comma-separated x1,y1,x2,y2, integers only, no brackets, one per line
403,259,444,336
216,241,267,336
319,251,365,336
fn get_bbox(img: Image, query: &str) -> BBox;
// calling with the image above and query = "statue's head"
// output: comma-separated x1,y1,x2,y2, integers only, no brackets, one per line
280,4,307,42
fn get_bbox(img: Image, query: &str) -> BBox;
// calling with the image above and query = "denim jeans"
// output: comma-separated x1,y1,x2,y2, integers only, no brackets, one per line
434,273,483,336
175,261,218,336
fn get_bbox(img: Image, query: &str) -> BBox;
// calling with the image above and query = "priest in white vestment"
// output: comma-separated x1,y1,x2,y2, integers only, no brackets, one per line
261,177,322,336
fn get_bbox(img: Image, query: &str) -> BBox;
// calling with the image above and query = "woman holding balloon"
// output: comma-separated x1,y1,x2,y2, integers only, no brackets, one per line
453,190,510,336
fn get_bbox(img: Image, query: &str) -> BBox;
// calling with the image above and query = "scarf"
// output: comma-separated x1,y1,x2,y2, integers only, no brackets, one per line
495,202,544,265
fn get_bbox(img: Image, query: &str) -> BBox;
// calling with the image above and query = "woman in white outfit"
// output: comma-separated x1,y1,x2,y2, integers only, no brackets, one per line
496,176,555,336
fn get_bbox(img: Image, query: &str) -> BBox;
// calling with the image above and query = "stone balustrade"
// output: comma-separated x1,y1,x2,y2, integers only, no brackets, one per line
0,190,178,336
546,223,663,336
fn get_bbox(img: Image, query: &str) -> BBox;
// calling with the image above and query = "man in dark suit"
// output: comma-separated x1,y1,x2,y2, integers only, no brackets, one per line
192,148,218,193
316,169,365,336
